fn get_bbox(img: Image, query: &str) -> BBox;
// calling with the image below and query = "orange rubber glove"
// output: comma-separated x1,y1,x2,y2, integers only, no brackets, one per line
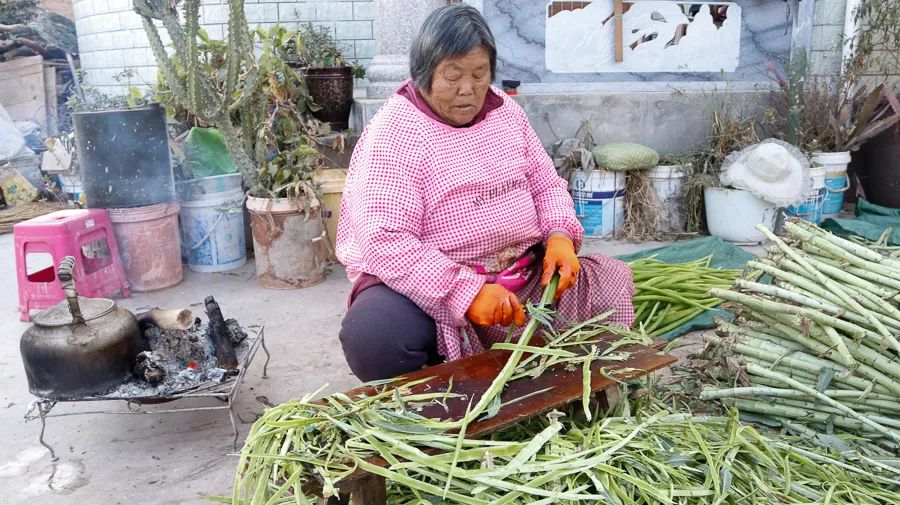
466,284,527,327
540,234,580,299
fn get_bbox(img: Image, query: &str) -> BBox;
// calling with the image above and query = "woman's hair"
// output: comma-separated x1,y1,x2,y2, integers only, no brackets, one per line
409,4,497,92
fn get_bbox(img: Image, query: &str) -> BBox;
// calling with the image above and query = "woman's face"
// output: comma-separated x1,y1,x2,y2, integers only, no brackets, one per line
422,45,492,127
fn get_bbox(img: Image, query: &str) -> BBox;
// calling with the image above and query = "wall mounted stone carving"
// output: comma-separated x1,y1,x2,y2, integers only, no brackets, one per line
546,1,741,73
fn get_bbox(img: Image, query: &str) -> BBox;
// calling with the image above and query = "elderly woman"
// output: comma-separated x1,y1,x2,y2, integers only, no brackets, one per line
336,4,635,381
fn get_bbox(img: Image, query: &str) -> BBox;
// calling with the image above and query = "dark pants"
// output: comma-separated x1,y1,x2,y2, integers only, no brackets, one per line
339,284,442,381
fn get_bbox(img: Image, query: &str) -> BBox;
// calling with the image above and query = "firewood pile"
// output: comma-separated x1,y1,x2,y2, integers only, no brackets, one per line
0,0,77,61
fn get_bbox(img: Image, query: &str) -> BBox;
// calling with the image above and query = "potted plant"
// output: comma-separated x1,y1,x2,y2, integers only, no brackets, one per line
767,64,897,154
136,0,331,289
765,0,900,213
66,70,185,290
766,71,898,219
153,31,249,273
281,22,366,131
67,69,176,209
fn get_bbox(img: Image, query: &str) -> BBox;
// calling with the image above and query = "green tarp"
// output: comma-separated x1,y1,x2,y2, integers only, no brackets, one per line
821,199,900,246
616,236,756,341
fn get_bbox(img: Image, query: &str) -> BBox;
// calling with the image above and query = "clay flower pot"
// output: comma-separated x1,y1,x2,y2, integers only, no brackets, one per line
245,196,327,289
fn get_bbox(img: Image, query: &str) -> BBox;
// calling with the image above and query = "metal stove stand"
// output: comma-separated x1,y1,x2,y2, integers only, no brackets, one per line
25,328,270,461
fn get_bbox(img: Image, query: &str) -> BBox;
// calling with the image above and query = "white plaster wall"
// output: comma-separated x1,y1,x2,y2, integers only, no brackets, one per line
73,0,375,95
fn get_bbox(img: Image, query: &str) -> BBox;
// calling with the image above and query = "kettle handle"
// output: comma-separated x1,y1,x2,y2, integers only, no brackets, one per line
58,256,84,325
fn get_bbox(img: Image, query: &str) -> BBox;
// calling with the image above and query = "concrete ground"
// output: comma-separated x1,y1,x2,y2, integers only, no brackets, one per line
0,233,758,504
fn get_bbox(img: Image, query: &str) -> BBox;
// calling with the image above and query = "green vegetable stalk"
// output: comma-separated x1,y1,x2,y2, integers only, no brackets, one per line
706,218,900,450
629,256,740,335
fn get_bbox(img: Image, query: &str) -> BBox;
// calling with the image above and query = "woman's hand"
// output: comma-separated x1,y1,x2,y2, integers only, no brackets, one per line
541,234,580,299
466,284,527,327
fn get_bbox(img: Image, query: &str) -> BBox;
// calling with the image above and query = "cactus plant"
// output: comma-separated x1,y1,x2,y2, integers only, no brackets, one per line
133,0,262,190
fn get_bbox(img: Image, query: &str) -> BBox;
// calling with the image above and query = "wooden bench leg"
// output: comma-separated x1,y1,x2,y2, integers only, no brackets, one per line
317,495,349,505
351,474,386,505
579,385,624,421
317,473,386,505
596,385,622,413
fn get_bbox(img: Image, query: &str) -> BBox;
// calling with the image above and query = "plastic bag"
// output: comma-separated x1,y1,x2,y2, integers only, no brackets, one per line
0,103,32,160
591,142,659,171
183,127,238,178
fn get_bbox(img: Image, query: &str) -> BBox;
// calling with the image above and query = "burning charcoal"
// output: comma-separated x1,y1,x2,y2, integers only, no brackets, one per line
225,319,248,345
135,351,166,385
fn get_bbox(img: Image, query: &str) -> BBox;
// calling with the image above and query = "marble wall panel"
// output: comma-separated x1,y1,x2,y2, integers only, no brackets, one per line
480,0,791,85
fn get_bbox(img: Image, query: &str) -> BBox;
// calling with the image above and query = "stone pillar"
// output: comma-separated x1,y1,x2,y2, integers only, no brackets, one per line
366,0,445,98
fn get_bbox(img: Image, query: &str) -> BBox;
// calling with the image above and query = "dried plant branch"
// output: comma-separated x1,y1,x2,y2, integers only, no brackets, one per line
617,171,663,242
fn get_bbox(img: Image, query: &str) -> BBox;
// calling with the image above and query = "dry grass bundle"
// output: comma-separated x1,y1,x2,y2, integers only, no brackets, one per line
0,202,69,234
617,171,663,242
681,111,762,233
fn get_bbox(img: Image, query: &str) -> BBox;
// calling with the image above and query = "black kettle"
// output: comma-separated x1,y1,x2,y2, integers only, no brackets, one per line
20,256,147,400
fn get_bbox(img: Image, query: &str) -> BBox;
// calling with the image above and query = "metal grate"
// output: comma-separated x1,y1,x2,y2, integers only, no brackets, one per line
24,327,271,461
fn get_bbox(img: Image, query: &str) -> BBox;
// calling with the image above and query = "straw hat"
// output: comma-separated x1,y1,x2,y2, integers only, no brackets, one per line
719,139,811,207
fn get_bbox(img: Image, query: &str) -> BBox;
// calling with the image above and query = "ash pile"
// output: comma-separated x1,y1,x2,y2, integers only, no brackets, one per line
105,296,250,398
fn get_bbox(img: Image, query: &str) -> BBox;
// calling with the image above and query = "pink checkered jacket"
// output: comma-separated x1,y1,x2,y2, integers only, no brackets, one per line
337,83,631,360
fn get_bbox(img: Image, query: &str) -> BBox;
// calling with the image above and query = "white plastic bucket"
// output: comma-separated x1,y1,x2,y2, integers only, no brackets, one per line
179,187,247,272
812,151,851,218
570,169,625,237
704,187,779,244
786,166,827,224
648,164,691,232
176,173,243,200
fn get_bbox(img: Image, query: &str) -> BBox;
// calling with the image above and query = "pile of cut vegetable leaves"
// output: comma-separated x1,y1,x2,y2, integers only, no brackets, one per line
382,408,900,504
231,272,899,503
231,378,899,503
705,219,900,456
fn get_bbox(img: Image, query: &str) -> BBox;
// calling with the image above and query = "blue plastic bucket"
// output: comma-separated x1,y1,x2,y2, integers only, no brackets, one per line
570,169,625,237
786,166,827,224
811,152,851,219
823,174,850,216
179,187,247,272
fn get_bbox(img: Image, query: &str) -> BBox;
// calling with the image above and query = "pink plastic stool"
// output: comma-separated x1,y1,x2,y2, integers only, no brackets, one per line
14,209,131,321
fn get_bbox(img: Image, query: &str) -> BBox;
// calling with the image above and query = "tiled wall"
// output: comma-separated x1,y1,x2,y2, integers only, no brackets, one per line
73,0,375,95
798,1,896,87
809,0,847,81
